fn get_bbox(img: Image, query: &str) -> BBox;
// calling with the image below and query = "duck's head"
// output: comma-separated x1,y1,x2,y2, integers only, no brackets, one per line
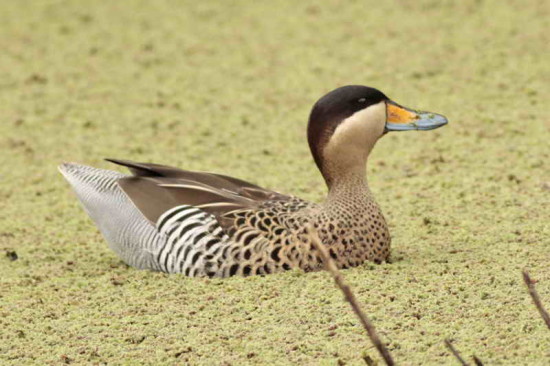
308,85,448,186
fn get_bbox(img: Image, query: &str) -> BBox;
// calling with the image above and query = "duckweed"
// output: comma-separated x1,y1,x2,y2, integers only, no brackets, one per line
0,1,548,365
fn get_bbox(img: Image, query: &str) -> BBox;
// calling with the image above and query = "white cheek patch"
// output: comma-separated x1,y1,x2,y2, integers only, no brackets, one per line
328,101,386,149
322,101,387,169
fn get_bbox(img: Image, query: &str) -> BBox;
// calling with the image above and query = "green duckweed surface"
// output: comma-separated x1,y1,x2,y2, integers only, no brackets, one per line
1,1,549,365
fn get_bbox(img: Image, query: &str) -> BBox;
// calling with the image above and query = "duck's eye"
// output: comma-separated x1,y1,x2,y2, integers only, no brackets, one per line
357,98,367,103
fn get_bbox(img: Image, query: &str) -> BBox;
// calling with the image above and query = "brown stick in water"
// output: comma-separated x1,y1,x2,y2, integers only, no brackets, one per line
444,339,470,366
523,270,550,329
306,226,395,366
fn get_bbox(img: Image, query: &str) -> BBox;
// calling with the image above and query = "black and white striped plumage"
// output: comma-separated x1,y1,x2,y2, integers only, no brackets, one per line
59,163,325,278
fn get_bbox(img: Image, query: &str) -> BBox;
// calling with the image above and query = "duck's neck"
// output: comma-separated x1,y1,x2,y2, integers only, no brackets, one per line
323,162,373,208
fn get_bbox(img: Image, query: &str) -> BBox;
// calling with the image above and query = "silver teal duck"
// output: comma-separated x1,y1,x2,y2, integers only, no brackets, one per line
59,85,448,277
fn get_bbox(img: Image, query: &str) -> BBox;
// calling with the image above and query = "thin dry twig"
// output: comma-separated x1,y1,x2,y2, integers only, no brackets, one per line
444,339,470,366
523,270,550,329
362,353,377,366
472,355,484,366
306,226,395,366
444,339,484,366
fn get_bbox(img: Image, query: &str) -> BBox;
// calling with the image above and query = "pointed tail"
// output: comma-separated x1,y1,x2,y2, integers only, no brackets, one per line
58,163,162,270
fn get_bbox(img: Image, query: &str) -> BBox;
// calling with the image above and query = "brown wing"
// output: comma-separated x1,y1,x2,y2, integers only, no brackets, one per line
106,159,292,224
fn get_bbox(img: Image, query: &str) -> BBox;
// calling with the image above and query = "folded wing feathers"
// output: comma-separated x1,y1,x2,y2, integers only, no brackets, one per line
194,202,246,209
158,181,258,205
159,183,230,195
108,159,291,223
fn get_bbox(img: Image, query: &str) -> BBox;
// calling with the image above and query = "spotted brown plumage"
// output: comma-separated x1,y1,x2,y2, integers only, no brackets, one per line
59,85,448,277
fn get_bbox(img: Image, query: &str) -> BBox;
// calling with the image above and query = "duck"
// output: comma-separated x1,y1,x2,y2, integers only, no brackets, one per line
59,85,448,278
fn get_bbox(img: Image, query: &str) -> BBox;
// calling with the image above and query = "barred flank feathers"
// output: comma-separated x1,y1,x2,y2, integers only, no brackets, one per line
59,163,230,277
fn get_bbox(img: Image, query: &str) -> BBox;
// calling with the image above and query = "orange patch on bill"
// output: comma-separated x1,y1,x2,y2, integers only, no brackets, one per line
386,103,419,124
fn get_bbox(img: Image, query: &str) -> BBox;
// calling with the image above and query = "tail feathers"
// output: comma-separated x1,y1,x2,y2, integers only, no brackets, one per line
58,163,125,195
59,162,162,270
58,162,130,237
